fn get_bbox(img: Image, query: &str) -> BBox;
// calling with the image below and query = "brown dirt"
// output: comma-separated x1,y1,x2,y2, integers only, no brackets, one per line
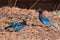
0,6,60,40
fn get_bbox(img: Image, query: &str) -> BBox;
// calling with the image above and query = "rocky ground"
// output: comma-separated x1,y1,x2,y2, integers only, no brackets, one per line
0,6,60,40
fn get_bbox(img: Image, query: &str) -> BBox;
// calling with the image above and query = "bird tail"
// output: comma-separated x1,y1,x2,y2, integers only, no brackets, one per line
49,23,58,30
4,26,12,29
4,24,13,29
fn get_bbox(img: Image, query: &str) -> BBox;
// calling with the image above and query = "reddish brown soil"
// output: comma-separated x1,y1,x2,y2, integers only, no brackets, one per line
0,6,60,40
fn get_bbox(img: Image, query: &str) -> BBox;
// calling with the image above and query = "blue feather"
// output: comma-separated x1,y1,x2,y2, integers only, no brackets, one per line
14,23,25,31
39,15,51,24
4,20,27,32
4,23,17,29
13,20,26,32
5,25,13,29
38,9,58,30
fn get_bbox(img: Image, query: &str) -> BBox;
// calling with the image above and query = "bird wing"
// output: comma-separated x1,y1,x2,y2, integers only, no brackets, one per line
40,16,51,24
12,23,18,28
13,23,24,31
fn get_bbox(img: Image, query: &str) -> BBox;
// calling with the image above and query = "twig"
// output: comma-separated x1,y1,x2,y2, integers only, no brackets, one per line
29,0,39,9
13,0,18,7
56,3,60,11
53,4,56,10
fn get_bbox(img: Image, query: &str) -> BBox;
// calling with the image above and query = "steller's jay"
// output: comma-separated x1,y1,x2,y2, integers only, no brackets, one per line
14,20,27,32
4,20,27,32
38,9,58,30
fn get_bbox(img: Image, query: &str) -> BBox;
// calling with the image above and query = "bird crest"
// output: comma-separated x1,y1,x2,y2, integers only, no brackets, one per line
38,8,43,14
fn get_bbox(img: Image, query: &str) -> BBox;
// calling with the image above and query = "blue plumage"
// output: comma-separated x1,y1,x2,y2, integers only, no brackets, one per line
5,22,17,29
40,15,51,24
38,9,58,30
14,20,27,32
5,20,27,32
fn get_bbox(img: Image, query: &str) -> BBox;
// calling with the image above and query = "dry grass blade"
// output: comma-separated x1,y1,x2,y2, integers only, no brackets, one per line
56,3,60,11
29,0,39,9
14,0,18,7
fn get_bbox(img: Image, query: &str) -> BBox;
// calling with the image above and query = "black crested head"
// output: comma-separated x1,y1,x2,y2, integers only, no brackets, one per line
23,20,27,25
38,8,43,14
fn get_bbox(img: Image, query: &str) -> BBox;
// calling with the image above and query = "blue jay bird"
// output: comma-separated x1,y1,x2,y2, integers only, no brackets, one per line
14,20,27,32
38,9,58,30
5,20,27,32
